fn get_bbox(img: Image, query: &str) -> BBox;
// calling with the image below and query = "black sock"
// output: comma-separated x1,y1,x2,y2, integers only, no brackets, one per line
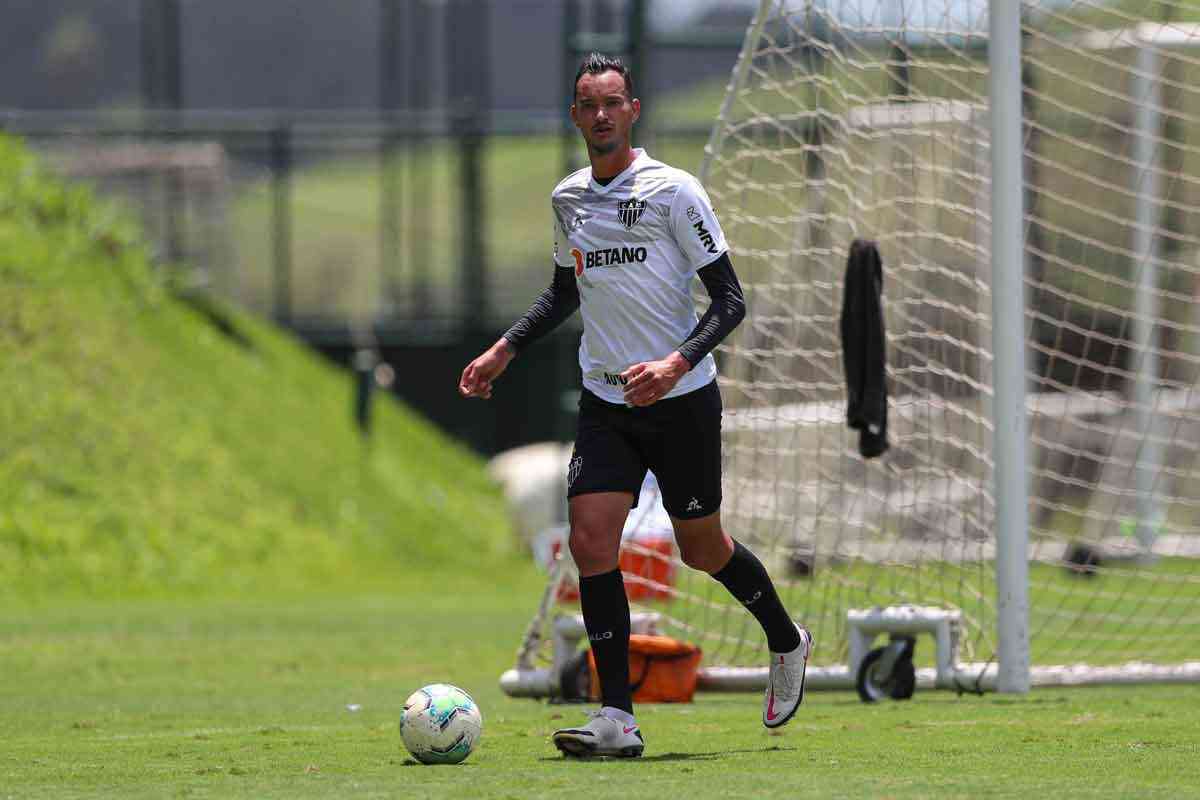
712,540,802,653
578,569,633,714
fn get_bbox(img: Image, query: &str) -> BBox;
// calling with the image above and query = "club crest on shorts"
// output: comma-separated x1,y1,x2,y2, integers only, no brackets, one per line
616,197,646,229
568,455,583,488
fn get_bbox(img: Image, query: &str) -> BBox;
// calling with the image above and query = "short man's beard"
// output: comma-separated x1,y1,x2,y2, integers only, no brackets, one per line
589,138,621,155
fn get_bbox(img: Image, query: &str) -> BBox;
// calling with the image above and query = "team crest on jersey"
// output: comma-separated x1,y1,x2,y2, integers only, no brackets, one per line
616,197,646,229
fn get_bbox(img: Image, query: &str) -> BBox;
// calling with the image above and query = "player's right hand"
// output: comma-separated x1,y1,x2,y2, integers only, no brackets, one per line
458,339,515,399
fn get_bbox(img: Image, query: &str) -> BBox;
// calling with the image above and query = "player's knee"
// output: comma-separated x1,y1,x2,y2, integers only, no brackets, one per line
568,521,619,572
676,527,734,574
678,541,723,574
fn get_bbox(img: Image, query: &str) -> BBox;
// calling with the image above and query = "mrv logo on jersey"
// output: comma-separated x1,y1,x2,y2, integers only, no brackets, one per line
570,246,648,276
602,372,629,386
691,218,718,255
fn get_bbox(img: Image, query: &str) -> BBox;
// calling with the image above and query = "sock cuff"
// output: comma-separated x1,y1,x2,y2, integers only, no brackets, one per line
712,539,750,581
579,568,624,588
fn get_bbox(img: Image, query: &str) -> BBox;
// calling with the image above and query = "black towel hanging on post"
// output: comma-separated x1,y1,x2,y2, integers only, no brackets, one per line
840,238,889,458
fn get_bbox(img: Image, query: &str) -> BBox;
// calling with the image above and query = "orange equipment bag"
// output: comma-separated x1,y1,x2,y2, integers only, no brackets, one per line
552,537,677,603
585,634,703,703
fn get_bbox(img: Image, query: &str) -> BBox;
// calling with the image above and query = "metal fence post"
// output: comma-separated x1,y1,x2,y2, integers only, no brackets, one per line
380,128,401,316
141,0,186,272
458,108,487,328
379,0,402,317
628,0,649,148
409,0,433,320
354,349,379,436
448,0,490,330
562,0,581,176
270,124,293,324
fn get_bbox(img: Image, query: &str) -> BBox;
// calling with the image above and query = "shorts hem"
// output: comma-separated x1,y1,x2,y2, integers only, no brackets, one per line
567,485,642,508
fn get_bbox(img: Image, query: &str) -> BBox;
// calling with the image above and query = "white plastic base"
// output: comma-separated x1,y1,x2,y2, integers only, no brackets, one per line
498,605,1200,698
696,661,1200,692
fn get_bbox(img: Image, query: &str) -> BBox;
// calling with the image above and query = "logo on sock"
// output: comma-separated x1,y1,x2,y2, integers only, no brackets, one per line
686,497,702,512
588,630,613,641
743,590,762,606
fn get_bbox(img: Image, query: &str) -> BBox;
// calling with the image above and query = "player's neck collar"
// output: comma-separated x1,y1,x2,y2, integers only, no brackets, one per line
589,148,646,195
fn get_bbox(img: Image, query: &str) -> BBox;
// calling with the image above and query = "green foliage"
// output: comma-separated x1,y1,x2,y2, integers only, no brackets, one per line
0,134,512,597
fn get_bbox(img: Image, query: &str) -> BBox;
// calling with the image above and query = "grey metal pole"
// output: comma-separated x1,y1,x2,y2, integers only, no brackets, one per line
270,124,293,324
1131,38,1163,559
563,0,581,177
379,0,401,318
410,0,432,318
628,0,650,152
450,0,490,331
988,0,1031,694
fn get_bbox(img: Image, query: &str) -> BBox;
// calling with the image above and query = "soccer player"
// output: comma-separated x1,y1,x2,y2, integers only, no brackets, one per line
459,53,811,758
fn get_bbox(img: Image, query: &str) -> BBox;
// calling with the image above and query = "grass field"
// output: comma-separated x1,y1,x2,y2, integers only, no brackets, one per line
4,573,1200,799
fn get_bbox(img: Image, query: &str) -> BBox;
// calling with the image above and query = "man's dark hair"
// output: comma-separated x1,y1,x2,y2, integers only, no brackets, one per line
574,52,634,99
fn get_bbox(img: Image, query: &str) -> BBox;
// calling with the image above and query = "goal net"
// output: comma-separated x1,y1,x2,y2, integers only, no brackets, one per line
503,0,1200,697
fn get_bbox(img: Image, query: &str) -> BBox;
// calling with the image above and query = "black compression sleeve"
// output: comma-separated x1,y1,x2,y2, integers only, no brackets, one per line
677,252,746,368
502,265,580,353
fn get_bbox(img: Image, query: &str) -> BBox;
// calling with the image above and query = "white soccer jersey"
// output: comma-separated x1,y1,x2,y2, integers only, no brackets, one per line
551,148,729,404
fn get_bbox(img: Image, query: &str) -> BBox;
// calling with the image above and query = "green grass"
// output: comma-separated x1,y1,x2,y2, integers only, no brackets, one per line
3,579,1199,799
0,132,511,596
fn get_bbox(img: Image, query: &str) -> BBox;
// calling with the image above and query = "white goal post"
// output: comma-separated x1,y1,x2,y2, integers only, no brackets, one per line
502,1,1200,699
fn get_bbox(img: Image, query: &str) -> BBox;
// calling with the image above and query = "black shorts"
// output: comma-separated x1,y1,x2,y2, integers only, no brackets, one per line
566,380,722,520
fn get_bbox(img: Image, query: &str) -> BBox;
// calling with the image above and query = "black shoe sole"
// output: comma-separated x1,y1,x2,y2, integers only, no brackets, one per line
553,736,644,759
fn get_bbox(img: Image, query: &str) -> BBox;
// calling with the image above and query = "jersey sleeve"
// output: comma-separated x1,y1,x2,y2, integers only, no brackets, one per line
669,176,729,272
552,203,574,268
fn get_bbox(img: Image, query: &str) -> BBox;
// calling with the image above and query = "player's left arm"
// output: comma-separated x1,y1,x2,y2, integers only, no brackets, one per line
622,177,744,407
621,254,745,406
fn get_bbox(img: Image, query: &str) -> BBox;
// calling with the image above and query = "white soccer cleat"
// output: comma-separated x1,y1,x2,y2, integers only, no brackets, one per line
762,624,812,729
552,709,644,758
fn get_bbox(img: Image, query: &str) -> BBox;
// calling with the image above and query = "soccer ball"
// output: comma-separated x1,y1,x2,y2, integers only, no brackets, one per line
399,683,483,764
